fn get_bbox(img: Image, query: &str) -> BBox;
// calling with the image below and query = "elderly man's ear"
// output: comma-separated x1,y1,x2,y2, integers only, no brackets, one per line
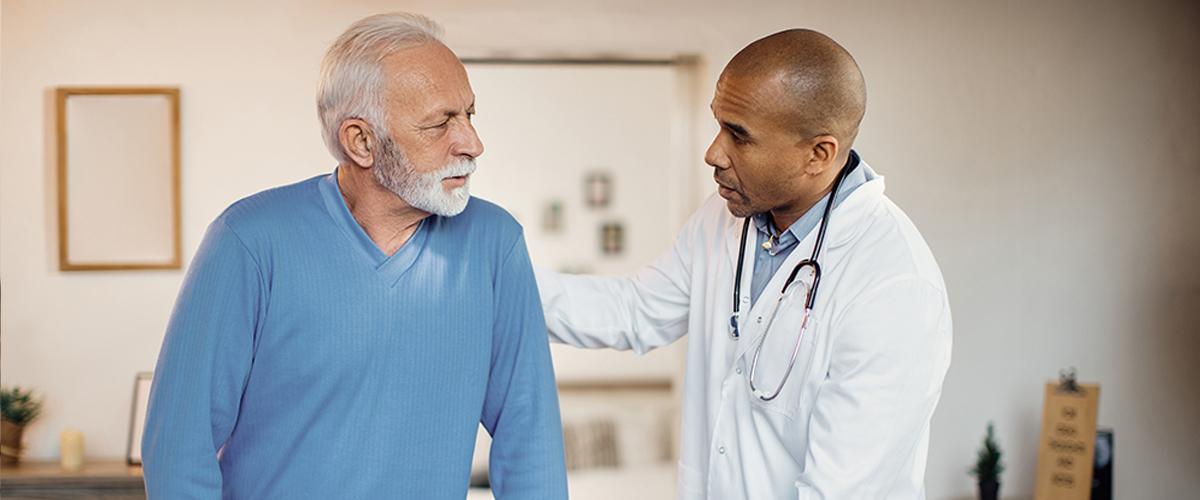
339,119,376,167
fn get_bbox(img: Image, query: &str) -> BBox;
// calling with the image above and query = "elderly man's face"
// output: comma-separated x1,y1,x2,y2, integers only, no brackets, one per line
375,42,483,209
704,72,814,219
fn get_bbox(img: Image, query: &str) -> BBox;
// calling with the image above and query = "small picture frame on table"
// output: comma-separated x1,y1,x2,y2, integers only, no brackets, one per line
126,372,153,465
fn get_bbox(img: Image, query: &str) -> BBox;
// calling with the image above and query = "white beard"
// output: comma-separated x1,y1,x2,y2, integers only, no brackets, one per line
372,136,476,217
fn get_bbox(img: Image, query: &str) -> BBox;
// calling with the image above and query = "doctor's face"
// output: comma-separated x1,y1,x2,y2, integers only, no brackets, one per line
705,72,814,219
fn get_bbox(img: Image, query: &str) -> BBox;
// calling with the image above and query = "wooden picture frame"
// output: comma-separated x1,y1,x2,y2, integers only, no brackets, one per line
56,87,181,271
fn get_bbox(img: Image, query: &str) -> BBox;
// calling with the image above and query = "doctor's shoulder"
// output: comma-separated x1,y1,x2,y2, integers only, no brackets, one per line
844,196,948,295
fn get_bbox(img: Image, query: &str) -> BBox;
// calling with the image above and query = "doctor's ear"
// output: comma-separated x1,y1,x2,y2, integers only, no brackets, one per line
802,135,840,176
339,119,376,168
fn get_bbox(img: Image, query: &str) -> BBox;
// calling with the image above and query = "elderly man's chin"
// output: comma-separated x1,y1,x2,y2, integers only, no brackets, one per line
439,182,472,216
416,179,472,217
373,157,476,218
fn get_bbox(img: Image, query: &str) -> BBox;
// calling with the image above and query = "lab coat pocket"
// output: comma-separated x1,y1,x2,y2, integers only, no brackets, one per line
746,304,822,419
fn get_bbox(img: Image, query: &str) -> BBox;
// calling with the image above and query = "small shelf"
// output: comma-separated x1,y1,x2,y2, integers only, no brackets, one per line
1,460,144,499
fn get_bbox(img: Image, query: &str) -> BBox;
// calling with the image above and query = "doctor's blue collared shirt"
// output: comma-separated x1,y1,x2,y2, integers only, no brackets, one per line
749,151,872,306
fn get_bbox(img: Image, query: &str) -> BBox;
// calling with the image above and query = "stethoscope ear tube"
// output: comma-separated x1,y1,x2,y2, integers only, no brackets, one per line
729,218,752,339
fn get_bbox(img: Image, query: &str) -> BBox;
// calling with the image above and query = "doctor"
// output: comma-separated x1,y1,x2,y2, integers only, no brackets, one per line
537,29,952,499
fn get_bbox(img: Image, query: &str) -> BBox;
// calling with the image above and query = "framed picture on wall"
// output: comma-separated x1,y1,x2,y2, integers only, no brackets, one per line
56,87,182,271
542,200,564,234
126,372,153,465
601,222,624,255
584,172,612,208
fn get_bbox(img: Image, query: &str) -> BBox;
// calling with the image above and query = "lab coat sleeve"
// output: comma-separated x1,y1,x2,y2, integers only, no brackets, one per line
535,208,698,354
482,234,569,499
142,217,262,499
795,276,952,499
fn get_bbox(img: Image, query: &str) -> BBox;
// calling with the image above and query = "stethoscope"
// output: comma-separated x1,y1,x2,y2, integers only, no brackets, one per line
729,155,857,401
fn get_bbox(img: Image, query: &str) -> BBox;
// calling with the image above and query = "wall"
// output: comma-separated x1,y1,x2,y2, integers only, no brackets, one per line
1,1,1197,498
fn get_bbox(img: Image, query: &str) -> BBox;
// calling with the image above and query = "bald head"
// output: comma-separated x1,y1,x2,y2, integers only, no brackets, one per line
722,29,866,155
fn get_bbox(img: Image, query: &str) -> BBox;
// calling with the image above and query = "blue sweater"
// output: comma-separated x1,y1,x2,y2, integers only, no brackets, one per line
142,171,568,499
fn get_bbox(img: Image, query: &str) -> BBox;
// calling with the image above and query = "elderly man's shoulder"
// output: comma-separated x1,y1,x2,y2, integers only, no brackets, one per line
212,174,327,235
452,196,523,236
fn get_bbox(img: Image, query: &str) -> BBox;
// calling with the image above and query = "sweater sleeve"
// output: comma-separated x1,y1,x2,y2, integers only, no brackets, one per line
480,234,569,499
141,217,264,499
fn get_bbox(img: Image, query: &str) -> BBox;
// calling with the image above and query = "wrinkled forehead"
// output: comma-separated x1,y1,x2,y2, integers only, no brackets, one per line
381,43,473,104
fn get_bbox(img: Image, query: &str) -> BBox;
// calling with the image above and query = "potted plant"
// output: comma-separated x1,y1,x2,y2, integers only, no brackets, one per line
1,386,44,464
970,421,1004,500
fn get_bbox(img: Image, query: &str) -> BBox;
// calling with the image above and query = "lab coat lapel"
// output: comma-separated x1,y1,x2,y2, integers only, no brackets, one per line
725,215,750,271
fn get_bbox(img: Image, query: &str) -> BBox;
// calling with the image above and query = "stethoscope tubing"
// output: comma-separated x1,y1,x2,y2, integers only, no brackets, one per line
732,155,858,400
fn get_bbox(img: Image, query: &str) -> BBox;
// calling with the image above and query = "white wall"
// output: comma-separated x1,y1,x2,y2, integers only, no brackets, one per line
1,1,1197,498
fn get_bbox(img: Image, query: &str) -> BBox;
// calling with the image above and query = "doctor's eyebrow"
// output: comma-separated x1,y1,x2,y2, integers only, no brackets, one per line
722,121,751,140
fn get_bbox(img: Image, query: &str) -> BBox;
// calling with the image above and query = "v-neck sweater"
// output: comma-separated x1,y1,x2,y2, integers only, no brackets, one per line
142,170,568,499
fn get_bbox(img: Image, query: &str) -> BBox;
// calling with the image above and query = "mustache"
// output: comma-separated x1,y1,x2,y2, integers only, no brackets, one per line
436,158,477,179
713,172,738,190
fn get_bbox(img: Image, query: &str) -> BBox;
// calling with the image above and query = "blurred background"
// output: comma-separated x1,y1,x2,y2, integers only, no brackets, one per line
1,0,1198,498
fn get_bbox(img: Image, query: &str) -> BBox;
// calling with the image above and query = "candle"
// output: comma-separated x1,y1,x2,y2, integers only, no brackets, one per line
60,428,84,471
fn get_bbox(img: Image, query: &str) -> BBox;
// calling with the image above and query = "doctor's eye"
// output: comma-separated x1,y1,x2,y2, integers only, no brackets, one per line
722,124,752,146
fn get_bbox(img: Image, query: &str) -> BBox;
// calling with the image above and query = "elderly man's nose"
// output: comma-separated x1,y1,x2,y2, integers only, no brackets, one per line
459,123,484,159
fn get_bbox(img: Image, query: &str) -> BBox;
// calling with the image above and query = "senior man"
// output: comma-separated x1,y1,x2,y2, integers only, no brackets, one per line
142,13,568,499
538,29,952,498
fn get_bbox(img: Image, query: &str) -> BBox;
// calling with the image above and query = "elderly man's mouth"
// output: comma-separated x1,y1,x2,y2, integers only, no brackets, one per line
443,175,469,188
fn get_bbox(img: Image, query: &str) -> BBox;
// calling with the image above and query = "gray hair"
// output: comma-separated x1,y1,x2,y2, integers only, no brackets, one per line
317,13,444,162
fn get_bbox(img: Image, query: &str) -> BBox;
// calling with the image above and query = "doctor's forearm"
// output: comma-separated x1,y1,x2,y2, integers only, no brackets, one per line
537,269,688,353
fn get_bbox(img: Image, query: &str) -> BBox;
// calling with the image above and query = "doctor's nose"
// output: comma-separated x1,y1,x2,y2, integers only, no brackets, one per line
705,137,729,170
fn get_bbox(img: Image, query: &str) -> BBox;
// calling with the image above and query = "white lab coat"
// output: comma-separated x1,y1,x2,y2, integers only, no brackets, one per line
537,166,952,499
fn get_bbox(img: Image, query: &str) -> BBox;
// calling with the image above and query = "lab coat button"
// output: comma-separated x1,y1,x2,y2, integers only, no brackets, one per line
756,316,763,324
735,367,743,375
718,446,726,455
